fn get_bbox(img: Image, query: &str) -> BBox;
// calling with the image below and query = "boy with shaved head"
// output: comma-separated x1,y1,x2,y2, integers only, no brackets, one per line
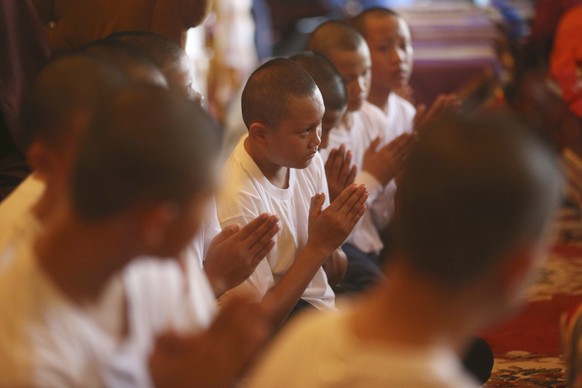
352,7,416,136
290,52,355,205
250,112,563,387
352,7,459,135
0,84,270,386
217,58,367,327
308,20,415,294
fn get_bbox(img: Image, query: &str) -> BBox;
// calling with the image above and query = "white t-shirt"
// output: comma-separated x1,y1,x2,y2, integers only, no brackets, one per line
184,198,222,270
217,138,335,310
0,230,216,387
249,309,479,388
320,101,398,254
386,92,416,138
368,93,416,232
0,175,221,282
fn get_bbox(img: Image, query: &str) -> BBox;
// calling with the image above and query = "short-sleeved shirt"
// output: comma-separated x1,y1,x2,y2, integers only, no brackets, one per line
0,231,216,387
217,137,335,310
320,101,398,254
250,308,479,388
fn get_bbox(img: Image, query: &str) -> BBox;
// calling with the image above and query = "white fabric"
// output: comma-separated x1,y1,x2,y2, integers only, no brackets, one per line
185,198,222,269
217,138,335,310
386,92,416,138
0,228,216,387
369,94,416,231
249,309,479,388
319,101,398,254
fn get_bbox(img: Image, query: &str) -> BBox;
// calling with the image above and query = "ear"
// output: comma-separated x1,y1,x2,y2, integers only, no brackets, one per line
27,141,54,180
248,122,270,148
496,243,540,301
139,202,180,253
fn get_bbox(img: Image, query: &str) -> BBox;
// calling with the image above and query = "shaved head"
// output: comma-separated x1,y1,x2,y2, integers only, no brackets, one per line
307,20,367,57
22,53,127,151
105,31,200,101
241,58,319,129
72,85,220,220
389,112,562,289
82,40,167,87
290,52,347,112
352,7,400,38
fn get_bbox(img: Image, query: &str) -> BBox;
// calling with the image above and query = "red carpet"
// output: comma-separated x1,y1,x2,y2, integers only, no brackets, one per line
482,244,582,386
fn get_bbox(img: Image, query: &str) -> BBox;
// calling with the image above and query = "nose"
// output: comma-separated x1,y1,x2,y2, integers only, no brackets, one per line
310,128,321,149
389,47,405,65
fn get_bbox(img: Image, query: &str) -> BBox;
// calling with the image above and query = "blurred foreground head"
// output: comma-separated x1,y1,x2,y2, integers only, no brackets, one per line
389,112,562,305
70,85,221,258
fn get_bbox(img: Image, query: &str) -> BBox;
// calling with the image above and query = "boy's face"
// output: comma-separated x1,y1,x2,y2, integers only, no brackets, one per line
320,107,346,149
265,91,324,169
326,44,372,112
364,15,413,94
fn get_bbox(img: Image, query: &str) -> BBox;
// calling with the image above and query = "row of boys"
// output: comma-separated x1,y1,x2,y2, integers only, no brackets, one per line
0,8,562,387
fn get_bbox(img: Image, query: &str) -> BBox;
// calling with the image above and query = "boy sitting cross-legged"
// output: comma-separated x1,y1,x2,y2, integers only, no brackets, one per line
217,58,367,327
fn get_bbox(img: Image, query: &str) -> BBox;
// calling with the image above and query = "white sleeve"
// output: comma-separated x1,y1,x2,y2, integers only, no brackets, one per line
216,190,275,301
355,170,383,204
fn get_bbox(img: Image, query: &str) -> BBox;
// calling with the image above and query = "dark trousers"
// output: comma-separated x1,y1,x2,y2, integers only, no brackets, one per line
335,243,384,295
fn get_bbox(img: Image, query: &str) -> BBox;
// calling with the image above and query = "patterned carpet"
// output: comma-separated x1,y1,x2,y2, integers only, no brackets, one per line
484,242,582,387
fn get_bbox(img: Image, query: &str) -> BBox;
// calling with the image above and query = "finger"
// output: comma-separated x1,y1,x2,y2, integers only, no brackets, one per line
309,193,325,219
342,186,368,216
333,184,367,214
349,201,367,226
346,164,357,186
211,224,240,245
380,133,413,154
327,183,358,212
247,220,279,254
332,145,346,180
365,137,381,156
413,104,427,129
250,240,275,266
237,213,270,240
339,148,352,182
324,147,338,172
243,215,279,246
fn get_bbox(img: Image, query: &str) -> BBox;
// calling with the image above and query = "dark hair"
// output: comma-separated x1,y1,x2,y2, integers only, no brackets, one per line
71,84,220,220
22,53,127,150
307,20,367,57
389,112,562,289
106,31,185,74
81,39,165,85
351,7,400,38
241,58,319,128
290,52,347,112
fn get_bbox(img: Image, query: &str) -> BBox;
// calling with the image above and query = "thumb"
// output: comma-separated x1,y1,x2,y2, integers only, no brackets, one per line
366,137,381,155
309,193,325,220
212,224,240,245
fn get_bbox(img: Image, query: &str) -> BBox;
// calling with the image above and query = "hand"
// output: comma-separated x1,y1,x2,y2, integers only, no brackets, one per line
324,144,357,202
307,184,367,253
414,93,461,132
362,134,416,186
149,294,272,388
204,214,279,297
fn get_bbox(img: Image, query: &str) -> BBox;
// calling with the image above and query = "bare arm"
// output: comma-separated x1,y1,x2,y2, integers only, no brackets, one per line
261,184,367,327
